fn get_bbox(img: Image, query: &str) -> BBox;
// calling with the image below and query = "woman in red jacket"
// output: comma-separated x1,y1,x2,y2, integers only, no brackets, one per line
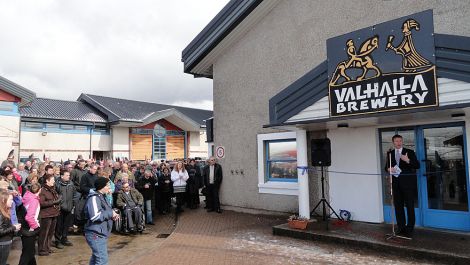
38,175,61,256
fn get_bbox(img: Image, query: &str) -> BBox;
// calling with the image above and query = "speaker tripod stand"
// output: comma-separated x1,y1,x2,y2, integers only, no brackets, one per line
310,166,342,230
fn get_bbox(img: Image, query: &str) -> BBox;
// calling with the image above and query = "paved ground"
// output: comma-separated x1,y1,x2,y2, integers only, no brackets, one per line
8,208,438,265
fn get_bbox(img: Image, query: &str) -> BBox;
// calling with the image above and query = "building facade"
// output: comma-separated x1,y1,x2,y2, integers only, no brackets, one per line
0,76,36,162
183,0,470,232
19,95,212,162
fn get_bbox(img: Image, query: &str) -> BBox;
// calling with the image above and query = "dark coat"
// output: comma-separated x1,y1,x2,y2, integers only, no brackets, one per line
71,168,87,192
136,176,156,200
80,171,98,196
384,147,420,190
158,172,172,193
202,163,223,187
39,184,60,218
55,179,76,212
186,165,201,194
0,213,14,243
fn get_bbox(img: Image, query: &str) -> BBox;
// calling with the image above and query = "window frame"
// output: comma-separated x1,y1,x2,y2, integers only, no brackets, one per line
257,132,299,196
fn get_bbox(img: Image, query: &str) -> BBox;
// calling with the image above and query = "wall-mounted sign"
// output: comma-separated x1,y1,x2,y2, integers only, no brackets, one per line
327,10,438,117
216,146,225,159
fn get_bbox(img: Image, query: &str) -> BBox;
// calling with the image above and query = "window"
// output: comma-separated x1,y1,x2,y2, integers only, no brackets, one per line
153,124,166,160
22,122,44,129
60,124,74,130
257,132,298,195
46,123,60,129
266,140,297,181
75,125,88,131
94,127,109,134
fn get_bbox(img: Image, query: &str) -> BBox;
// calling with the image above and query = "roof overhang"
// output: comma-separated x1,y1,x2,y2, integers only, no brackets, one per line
182,0,280,78
0,75,36,106
265,103,470,132
115,108,202,131
77,93,120,122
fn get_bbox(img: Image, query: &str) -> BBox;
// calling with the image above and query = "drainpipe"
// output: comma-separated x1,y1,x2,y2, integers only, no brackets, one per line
89,122,94,159
183,131,187,159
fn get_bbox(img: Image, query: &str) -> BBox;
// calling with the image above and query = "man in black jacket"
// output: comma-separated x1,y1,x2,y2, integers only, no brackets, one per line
385,134,420,238
80,164,98,197
202,157,223,213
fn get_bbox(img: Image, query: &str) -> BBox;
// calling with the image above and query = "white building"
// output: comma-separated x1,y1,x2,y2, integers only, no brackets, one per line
0,76,35,162
183,1,470,232
19,95,212,162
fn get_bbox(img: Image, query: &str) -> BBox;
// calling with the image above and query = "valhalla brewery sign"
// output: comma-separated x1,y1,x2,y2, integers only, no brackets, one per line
327,10,438,117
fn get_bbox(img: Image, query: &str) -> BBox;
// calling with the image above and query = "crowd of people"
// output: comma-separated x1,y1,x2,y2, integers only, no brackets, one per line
0,154,223,265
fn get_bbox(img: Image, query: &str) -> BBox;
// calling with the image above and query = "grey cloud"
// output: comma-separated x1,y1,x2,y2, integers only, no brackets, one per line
0,0,229,110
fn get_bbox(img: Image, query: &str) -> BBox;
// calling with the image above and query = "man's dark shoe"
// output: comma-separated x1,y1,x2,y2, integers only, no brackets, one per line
38,252,49,256
147,222,155,225
207,209,214,212
62,240,73,246
216,209,222,214
55,241,64,249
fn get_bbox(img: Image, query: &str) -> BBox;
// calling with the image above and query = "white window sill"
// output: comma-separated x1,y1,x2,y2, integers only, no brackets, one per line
258,181,298,196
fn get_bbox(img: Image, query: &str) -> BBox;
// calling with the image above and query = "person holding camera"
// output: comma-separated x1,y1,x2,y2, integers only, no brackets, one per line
38,174,61,256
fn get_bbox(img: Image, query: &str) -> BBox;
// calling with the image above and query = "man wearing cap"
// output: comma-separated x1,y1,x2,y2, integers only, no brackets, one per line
84,177,119,265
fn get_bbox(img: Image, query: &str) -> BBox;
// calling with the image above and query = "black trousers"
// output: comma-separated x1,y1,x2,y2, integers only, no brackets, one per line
123,206,142,230
392,181,415,231
55,210,73,243
160,192,171,213
175,193,185,211
19,235,37,265
207,184,220,211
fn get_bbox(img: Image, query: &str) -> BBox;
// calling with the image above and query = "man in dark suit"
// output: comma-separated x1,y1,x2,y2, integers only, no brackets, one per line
385,134,420,238
202,157,223,213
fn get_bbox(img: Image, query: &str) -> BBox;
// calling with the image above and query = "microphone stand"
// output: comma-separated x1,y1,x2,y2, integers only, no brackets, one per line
386,150,411,241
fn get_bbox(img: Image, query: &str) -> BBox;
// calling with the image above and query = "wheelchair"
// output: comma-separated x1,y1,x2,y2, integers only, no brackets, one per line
113,206,146,234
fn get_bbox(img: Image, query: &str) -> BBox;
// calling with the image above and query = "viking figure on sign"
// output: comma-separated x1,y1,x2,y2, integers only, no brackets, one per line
329,35,381,86
386,19,431,72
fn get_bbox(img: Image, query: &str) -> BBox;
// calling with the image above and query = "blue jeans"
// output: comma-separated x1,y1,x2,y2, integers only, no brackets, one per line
85,232,108,265
144,199,152,223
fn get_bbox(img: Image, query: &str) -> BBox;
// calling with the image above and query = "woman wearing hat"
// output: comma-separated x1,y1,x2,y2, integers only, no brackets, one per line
84,177,119,265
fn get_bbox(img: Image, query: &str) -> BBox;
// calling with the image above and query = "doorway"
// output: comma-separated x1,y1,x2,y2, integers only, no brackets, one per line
380,123,470,231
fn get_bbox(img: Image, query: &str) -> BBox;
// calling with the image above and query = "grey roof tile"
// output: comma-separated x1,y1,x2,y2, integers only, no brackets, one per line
20,98,107,123
80,94,212,126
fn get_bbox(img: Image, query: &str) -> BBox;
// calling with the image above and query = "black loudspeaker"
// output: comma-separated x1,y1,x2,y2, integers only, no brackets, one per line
311,138,331,166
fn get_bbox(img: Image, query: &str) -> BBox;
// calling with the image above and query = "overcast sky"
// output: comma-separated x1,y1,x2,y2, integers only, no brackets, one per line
0,0,230,110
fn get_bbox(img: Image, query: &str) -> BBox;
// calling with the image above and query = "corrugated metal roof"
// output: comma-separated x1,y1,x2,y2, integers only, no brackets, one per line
20,98,108,123
79,94,213,126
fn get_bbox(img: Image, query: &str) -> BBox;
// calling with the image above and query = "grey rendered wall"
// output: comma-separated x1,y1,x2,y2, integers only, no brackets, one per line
211,0,470,213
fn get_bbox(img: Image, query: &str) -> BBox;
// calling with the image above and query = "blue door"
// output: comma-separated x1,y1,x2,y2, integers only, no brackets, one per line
417,124,470,231
381,123,470,231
